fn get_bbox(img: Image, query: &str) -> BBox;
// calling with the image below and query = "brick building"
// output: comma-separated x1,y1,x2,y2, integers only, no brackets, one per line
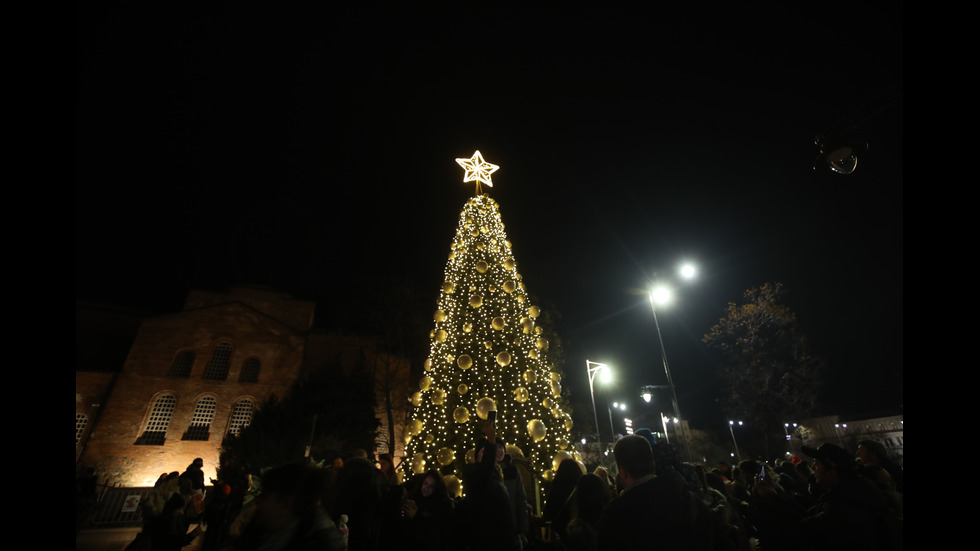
76,286,411,487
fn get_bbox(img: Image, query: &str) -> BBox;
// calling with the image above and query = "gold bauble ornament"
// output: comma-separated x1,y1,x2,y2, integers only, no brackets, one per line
445,475,462,498
412,453,425,473
551,381,562,397
521,319,533,334
550,372,561,382
407,419,423,435
465,448,476,464
442,281,455,294
434,329,447,342
504,258,515,270
419,376,432,391
542,397,553,409
425,433,435,443
564,417,573,431
437,447,455,466
410,392,421,407
457,354,473,370
542,469,554,482
476,398,497,420
536,337,549,351
552,450,573,472
496,351,512,367
424,358,432,371
432,389,445,405
453,406,470,423
523,370,537,384
535,326,544,335
514,387,529,402
491,317,505,330
527,419,547,442
457,384,468,394
503,280,516,293
529,350,539,359
529,306,540,318
463,323,473,333
434,309,446,322
476,261,488,273
469,294,483,308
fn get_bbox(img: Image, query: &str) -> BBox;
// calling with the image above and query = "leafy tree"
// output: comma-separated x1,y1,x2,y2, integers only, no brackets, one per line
222,365,380,471
702,282,823,460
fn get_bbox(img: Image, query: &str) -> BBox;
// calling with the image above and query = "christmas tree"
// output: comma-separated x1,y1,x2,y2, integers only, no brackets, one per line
403,150,575,487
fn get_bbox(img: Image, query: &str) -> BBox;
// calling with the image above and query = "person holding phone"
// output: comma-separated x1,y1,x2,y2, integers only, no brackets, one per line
450,412,520,551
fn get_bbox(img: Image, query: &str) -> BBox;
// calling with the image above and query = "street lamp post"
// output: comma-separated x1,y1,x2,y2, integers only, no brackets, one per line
586,360,610,455
728,420,743,463
649,284,694,463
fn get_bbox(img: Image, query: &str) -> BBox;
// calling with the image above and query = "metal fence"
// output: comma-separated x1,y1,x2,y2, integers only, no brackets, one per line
89,486,152,527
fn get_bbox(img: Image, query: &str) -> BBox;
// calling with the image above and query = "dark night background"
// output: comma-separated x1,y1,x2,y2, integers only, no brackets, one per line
76,3,903,431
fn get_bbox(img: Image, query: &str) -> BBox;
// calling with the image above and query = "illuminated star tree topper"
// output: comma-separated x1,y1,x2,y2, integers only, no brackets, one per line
456,150,500,195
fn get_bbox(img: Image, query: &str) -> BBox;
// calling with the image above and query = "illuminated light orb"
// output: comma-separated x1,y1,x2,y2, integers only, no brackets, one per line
496,351,512,367
453,406,470,423
434,309,446,322
529,306,540,318
523,370,538,384
536,338,549,351
432,388,446,405
476,261,489,273
514,387,529,402
491,317,505,330
469,294,483,308
552,450,573,471
457,384,468,395
476,398,497,420
503,280,516,293
457,354,473,370
419,376,432,390
434,329,447,342
437,447,455,466
528,419,547,442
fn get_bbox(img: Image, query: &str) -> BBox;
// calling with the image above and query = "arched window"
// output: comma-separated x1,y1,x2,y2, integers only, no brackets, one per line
239,357,260,383
169,350,195,377
227,398,255,437
136,394,177,445
183,396,217,441
203,342,233,380
76,413,88,445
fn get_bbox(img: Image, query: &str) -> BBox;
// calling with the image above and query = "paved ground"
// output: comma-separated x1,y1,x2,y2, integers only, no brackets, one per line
76,526,205,551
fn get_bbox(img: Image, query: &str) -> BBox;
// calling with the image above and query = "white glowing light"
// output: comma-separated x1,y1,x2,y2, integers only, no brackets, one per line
456,150,499,191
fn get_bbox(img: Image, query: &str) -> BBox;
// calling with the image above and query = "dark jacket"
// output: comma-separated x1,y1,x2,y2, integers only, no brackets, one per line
596,471,714,551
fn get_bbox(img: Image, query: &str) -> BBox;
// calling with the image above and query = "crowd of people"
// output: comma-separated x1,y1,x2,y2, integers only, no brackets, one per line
80,428,902,551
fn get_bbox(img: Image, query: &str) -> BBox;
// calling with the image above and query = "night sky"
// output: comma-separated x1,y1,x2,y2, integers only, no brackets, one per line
76,3,903,431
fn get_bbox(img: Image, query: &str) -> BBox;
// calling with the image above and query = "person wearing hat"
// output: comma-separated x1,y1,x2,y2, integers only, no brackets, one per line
752,443,900,551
